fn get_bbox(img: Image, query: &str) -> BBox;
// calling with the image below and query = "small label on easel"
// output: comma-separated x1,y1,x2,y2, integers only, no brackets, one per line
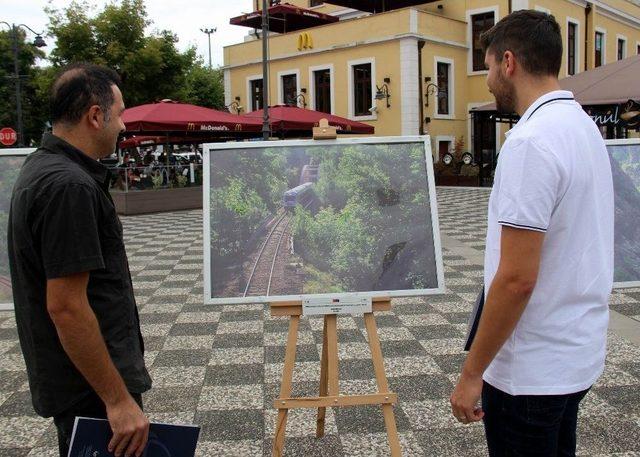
302,296,372,315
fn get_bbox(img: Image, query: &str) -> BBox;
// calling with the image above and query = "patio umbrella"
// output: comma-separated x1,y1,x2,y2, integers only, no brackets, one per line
230,3,338,33
321,0,438,13
122,99,263,134
242,105,374,135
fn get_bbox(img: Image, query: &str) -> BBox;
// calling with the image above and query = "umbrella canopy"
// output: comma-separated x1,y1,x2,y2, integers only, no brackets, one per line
322,0,438,13
243,105,374,134
473,54,640,112
119,135,221,149
122,100,263,134
230,3,338,33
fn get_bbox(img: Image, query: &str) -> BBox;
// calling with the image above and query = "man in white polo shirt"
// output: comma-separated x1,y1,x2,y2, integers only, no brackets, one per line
450,10,614,456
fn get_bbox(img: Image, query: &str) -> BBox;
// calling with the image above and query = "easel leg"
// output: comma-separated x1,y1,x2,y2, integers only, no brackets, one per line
316,316,329,438
364,312,402,457
325,314,339,397
272,315,300,457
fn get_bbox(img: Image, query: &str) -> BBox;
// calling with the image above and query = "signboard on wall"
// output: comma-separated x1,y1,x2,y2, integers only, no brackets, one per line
203,136,445,305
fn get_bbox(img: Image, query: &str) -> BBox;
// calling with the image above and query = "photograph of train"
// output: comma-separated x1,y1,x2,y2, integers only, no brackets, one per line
204,138,443,304
608,141,640,286
0,154,27,306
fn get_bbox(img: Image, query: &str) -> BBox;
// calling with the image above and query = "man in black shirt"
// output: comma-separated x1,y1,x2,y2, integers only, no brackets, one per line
8,63,152,457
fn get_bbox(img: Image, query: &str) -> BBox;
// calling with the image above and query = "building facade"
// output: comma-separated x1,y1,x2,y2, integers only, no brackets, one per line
223,0,640,161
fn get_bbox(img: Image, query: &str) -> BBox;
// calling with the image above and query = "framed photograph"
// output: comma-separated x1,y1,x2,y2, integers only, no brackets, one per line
0,148,35,310
607,138,640,289
203,136,444,305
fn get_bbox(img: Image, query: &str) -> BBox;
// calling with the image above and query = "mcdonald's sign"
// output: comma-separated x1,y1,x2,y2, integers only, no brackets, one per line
235,123,243,132
187,122,196,131
297,32,313,51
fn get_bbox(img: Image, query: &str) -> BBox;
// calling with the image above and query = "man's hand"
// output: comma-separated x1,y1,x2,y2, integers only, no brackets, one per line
450,370,484,425
106,395,150,457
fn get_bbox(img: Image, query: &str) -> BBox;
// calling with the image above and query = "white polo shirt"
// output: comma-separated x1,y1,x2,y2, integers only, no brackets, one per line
483,90,614,396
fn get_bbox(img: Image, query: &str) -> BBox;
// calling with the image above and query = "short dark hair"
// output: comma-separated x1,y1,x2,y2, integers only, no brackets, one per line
480,10,563,76
50,63,122,126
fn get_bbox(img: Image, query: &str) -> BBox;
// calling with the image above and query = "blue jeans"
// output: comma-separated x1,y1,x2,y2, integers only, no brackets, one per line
482,381,590,457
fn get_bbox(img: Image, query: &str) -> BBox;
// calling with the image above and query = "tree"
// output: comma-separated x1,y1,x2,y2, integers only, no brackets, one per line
0,29,48,146
45,0,222,107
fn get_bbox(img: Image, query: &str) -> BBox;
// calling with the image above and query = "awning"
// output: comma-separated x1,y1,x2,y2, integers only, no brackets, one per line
122,100,263,134
230,3,338,33
243,105,374,134
322,0,438,13
472,54,640,113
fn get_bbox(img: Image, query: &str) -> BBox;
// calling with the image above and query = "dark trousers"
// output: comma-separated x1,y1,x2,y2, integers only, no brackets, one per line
482,381,590,457
53,391,143,457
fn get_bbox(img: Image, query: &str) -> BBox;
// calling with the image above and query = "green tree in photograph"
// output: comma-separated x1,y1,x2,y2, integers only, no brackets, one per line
210,148,289,263
293,143,433,291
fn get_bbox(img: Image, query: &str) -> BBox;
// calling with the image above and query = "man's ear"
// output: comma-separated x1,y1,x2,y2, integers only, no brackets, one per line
86,105,103,130
503,50,516,77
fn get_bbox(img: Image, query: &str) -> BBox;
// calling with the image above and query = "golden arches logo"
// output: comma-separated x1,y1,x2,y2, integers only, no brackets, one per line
187,122,196,131
297,32,313,51
235,123,243,131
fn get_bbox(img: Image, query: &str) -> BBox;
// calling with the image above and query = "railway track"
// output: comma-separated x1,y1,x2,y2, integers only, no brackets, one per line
243,210,292,297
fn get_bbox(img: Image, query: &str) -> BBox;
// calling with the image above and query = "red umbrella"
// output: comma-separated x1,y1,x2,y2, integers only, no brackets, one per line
318,0,438,13
118,135,221,149
122,100,263,134
243,105,374,135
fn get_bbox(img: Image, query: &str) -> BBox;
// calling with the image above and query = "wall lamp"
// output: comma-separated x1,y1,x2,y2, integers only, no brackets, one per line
424,76,441,108
296,88,307,108
226,96,243,114
375,77,391,108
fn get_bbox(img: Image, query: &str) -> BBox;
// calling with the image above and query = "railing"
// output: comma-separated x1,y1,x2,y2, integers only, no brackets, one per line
108,163,203,192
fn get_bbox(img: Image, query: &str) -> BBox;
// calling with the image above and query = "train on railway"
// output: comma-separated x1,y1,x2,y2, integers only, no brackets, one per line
283,182,314,210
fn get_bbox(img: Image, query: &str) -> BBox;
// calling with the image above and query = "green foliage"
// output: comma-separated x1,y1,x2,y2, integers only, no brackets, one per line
44,0,222,108
210,150,289,263
291,143,433,291
0,29,48,146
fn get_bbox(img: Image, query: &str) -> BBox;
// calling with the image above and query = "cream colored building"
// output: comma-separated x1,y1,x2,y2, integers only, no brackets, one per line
223,1,640,161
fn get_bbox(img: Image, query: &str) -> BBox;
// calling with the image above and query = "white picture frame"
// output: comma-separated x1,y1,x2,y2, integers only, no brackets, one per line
606,138,640,289
0,148,36,310
203,136,445,305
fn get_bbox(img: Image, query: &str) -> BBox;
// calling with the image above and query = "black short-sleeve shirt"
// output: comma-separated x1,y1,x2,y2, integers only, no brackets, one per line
8,133,152,417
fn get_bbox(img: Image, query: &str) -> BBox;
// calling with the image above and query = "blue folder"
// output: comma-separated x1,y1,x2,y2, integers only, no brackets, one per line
68,417,200,457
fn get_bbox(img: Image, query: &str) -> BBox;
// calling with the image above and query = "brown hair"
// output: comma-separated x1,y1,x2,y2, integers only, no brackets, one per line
480,10,563,76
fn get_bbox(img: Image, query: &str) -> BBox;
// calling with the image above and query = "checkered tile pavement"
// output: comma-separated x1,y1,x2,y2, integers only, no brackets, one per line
0,187,639,456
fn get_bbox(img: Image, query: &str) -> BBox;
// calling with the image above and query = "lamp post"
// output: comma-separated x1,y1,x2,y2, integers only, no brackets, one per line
0,22,47,147
200,27,216,69
261,0,271,140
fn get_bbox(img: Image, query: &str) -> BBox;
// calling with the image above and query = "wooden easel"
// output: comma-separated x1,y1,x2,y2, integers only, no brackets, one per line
270,298,401,456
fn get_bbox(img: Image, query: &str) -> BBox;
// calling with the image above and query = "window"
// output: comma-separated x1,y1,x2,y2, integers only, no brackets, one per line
595,31,603,67
436,61,451,116
618,38,626,60
281,74,297,106
313,69,331,114
250,79,263,111
309,0,323,5
353,63,372,116
567,22,577,75
471,12,495,71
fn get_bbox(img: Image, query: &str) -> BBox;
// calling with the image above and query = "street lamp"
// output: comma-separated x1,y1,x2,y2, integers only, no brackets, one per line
200,27,216,69
0,22,47,147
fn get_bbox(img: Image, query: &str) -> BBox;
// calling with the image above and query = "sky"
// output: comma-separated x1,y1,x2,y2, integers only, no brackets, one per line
5,0,256,68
